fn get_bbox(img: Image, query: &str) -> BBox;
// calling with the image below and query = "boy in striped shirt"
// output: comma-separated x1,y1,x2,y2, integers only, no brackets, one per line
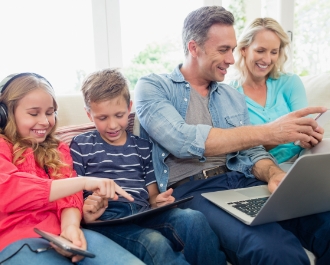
70,68,226,265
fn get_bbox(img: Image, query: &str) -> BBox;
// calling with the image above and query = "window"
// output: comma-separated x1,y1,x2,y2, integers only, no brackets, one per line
0,0,95,94
293,0,330,76
119,0,203,89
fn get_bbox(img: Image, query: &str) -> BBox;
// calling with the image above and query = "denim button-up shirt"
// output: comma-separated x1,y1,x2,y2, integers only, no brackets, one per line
135,65,275,192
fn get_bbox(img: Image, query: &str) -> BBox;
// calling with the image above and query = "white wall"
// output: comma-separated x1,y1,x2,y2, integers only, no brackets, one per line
203,0,222,5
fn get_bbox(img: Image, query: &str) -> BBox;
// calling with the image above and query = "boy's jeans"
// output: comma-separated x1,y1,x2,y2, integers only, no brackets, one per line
87,201,226,265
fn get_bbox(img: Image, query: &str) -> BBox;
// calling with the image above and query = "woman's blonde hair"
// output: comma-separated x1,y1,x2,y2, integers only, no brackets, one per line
0,74,68,178
232,17,290,86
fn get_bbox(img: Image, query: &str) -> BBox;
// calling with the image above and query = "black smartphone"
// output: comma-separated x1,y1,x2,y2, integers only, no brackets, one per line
34,228,95,258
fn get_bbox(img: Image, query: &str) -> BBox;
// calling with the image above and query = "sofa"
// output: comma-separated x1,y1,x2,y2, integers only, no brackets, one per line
55,72,330,264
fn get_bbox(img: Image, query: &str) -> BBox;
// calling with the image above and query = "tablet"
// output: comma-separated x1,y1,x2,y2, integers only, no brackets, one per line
83,196,194,226
34,228,95,258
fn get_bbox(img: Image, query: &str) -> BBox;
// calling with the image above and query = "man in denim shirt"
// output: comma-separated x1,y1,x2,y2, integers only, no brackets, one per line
135,6,330,265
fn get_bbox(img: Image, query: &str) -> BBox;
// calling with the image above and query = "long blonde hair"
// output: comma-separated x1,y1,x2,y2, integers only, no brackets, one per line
0,74,68,178
232,17,290,86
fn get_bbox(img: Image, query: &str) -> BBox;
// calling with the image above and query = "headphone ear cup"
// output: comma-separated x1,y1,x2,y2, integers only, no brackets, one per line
0,102,8,129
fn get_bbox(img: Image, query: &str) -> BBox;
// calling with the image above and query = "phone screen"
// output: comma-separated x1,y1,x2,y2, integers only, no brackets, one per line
34,228,95,258
315,109,330,127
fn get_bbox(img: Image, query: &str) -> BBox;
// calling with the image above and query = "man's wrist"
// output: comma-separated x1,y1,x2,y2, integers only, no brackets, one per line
252,159,282,183
256,124,274,146
266,164,283,183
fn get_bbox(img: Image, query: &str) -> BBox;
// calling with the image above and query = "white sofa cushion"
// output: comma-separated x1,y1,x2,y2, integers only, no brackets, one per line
301,72,330,138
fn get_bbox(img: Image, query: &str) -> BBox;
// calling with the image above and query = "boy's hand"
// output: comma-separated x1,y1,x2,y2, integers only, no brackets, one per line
83,177,134,202
153,188,175,208
83,193,108,222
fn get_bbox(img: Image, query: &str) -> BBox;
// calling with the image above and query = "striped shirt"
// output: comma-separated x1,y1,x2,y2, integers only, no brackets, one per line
70,130,156,207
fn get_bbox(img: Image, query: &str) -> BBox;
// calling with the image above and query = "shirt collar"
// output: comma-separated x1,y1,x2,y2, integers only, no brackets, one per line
167,64,219,94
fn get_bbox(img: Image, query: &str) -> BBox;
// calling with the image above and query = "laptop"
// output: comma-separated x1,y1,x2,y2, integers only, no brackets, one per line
83,196,193,226
202,152,330,226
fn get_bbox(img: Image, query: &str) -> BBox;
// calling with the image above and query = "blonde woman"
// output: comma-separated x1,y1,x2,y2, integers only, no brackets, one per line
230,18,322,163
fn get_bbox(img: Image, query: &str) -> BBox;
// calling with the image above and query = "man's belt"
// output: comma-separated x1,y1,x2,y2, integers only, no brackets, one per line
168,165,230,189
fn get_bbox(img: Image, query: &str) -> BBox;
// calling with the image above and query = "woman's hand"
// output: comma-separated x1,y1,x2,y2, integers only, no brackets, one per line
83,193,108,222
51,224,86,263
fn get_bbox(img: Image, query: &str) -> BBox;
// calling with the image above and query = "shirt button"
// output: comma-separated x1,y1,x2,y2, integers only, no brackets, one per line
186,84,189,87
164,170,167,173
162,153,165,156
184,98,187,102
160,183,163,187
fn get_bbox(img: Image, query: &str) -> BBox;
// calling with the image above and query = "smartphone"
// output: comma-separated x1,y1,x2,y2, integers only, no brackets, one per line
314,109,330,127
294,109,330,146
34,228,95,258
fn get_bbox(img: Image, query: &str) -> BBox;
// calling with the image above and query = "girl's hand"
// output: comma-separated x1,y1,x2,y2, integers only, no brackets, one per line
83,177,134,202
153,188,175,208
51,225,86,263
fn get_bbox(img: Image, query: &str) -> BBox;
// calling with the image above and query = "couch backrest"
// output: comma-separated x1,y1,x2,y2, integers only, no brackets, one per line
55,72,330,144
55,91,139,145
55,113,136,146
301,72,330,138
56,91,137,128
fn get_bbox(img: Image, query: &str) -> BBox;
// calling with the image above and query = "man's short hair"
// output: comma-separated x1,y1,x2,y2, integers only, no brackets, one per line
81,68,130,110
182,6,235,56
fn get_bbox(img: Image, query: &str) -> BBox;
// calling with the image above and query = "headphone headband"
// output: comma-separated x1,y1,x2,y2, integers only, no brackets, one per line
0,72,54,130
0,72,53,95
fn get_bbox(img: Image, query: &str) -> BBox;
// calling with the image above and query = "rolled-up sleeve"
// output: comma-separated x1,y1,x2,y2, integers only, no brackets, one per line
0,172,53,213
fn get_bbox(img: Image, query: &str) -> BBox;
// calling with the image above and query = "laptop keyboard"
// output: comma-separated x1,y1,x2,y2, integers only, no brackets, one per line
227,197,268,217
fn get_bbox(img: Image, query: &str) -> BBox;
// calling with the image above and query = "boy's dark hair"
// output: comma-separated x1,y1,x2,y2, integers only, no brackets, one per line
81,68,130,110
182,6,235,56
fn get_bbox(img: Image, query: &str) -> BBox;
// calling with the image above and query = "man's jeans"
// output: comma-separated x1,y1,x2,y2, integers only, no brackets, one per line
0,229,144,265
172,171,330,265
87,201,226,265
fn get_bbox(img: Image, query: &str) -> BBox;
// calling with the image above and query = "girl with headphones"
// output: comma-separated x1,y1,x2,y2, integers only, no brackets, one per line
0,73,144,265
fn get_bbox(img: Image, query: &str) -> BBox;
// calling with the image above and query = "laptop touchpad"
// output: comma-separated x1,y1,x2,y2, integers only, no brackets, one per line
237,186,270,198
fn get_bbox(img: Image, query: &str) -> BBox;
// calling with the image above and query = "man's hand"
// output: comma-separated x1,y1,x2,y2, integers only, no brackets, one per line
83,193,108,222
267,171,286,194
152,188,175,208
252,159,286,193
265,106,327,146
297,125,324,149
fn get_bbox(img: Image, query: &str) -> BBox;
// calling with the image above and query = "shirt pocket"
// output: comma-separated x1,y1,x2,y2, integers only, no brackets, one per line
225,114,245,127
